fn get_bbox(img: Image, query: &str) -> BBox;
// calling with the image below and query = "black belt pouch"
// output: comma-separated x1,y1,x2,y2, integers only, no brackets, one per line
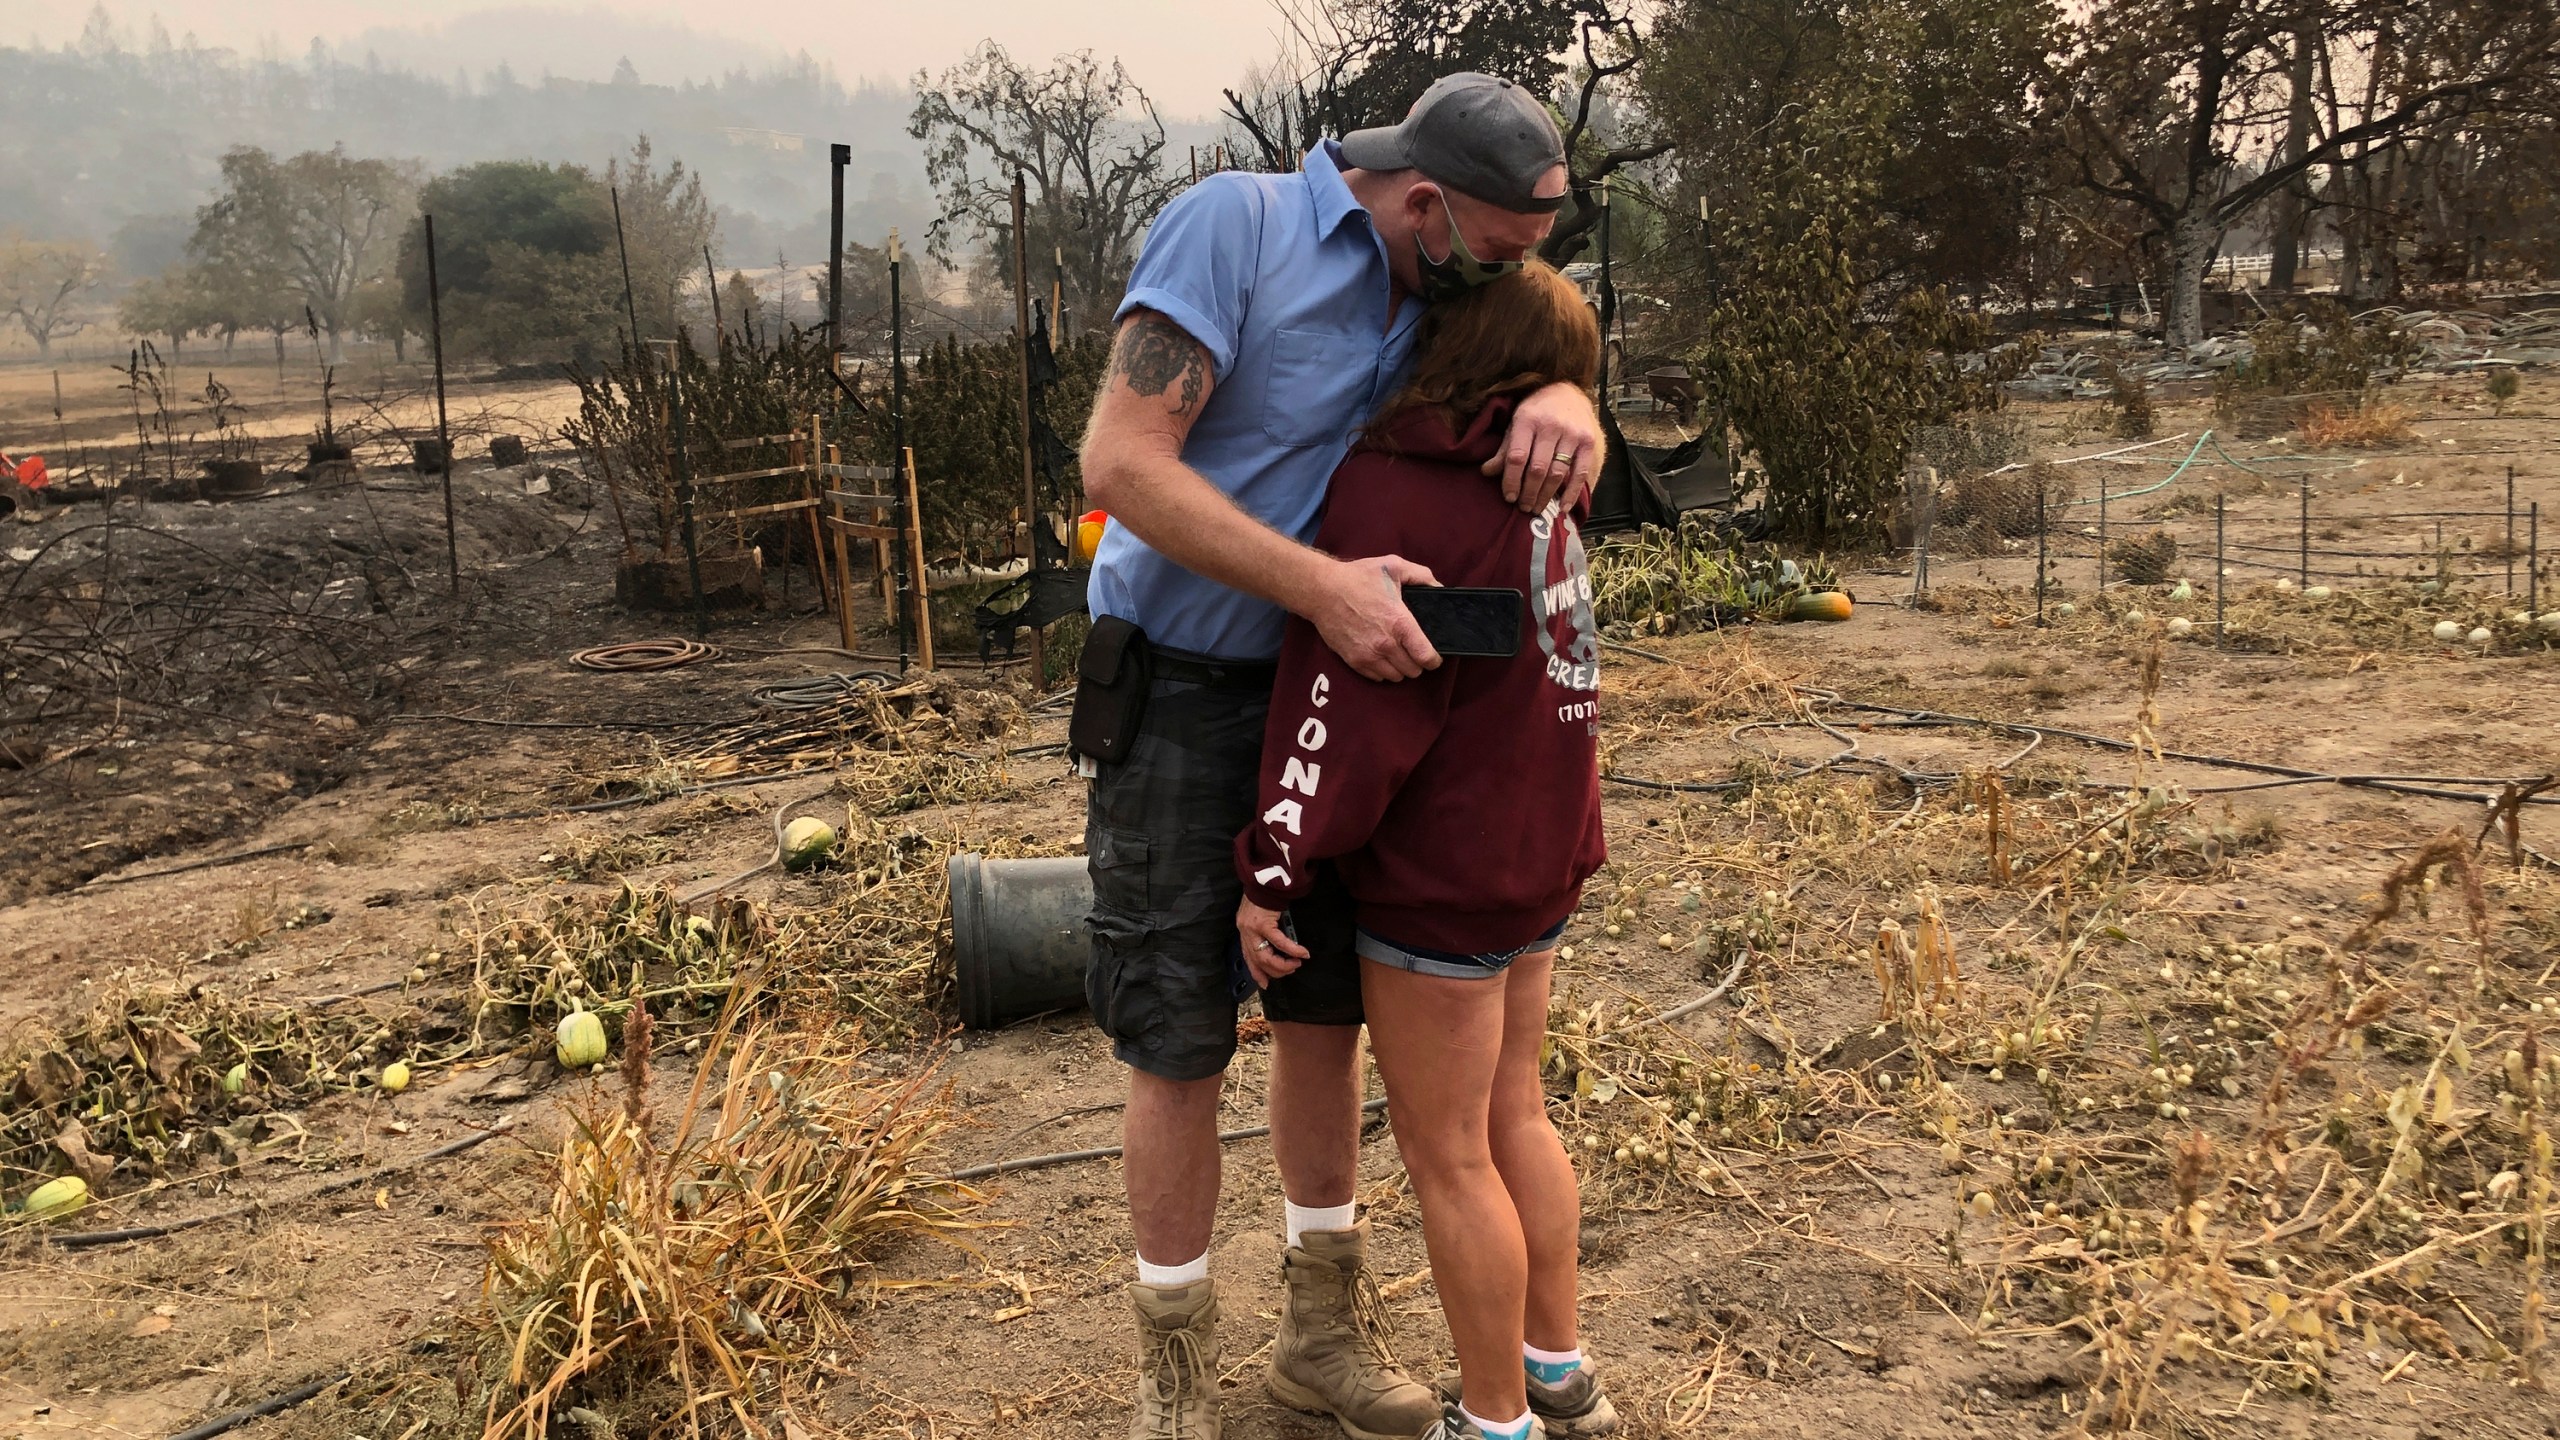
1069,615,1151,764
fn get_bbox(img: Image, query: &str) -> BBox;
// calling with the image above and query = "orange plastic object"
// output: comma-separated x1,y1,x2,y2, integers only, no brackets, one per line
1074,510,1108,565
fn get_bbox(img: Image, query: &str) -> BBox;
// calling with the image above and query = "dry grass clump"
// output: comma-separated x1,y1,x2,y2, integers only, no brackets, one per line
2,977,439,1183
2106,529,2180,585
2298,399,2413,448
473,999,981,1439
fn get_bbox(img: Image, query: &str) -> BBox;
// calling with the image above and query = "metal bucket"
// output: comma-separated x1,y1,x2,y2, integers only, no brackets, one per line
949,853,1091,1029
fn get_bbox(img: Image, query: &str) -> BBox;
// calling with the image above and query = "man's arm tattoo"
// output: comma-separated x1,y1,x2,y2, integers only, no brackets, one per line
1111,313,1209,419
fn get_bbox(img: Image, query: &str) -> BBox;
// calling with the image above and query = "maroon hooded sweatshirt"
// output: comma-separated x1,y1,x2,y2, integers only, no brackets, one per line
1234,395,1606,955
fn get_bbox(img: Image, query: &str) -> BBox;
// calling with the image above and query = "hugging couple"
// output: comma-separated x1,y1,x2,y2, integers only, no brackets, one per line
1071,75,1613,1440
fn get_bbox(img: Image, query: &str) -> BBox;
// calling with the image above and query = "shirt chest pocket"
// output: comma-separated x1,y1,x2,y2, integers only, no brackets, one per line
1262,327,1375,448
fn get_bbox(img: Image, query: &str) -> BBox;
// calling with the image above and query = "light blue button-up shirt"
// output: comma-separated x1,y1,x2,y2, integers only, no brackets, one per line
1091,141,1421,661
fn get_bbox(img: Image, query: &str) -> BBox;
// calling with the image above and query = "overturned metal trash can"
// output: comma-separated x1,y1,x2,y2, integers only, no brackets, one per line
950,853,1091,1029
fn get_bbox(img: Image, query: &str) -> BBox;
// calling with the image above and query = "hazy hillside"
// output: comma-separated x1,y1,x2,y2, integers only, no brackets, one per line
2,22,934,285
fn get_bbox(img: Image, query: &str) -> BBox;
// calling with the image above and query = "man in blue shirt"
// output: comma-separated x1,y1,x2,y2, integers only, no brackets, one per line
1075,74,1605,1440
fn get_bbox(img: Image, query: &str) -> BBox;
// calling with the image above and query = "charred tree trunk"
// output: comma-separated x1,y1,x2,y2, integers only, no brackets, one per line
2268,21,2318,291
2162,210,2220,349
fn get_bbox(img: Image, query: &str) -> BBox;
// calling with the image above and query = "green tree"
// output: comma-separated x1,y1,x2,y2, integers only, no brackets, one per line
398,161,621,364
1689,148,2003,548
1640,0,2055,304
185,146,417,361
116,266,225,359
604,137,717,345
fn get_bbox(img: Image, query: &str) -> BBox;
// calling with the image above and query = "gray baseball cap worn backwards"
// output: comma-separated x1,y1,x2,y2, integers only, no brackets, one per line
1340,72,1567,214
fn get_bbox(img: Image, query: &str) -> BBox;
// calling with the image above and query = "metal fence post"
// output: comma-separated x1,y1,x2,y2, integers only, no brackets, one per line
2299,475,2310,589
2097,474,2108,596
2532,501,2541,616
2506,465,2517,598
2035,468,2048,625
2214,490,2226,649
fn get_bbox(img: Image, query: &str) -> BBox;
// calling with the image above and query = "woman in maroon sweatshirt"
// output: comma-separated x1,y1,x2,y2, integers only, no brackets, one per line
1233,261,1613,1440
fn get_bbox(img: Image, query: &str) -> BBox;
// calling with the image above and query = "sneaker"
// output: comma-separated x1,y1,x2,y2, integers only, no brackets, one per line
1423,1402,1548,1439
1434,1361,1618,1438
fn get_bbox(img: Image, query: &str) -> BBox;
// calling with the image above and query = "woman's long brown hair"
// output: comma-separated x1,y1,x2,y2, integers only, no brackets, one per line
1373,260,1601,437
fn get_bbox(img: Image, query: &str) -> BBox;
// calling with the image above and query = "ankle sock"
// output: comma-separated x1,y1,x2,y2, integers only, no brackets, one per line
1524,1343,1585,1385
1135,1250,1209,1288
1283,1199,1355,1249
1460,1401,1534,1439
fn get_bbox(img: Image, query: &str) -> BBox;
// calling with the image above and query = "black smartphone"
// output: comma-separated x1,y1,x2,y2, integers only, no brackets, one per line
1402,586,1523,658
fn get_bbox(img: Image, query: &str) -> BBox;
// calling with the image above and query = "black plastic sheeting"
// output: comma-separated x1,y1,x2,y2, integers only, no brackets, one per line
1587,402,1737,537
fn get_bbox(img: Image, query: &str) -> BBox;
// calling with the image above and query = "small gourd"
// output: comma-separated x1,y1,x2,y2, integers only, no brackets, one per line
1786,591,1854,623
780,817,837,872
557,1009,610,1070
18,1175,87,1220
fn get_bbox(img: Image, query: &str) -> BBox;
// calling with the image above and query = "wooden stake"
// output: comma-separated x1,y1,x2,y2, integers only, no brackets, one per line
806,411,832,614
904,446,934,671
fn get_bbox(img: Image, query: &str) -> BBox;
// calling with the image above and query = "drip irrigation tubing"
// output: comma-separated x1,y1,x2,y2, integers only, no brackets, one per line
938,944,1770,1184
468,767,833,825
49,1117,520,1251
1596,657,2558,812
570,638,721,672
749,671,902,710
83,841,314,889
942,1097,1393,1182
388,711,696,730
165,1373,349,1440
676,785,837,905
1806,692,2560,809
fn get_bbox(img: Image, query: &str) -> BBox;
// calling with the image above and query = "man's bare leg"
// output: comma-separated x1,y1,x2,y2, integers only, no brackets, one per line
1125,1068,1225,1265
1268,1021,1362,1208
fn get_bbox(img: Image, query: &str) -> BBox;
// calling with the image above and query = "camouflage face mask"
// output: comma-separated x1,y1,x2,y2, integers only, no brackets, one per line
1415,196,1524,303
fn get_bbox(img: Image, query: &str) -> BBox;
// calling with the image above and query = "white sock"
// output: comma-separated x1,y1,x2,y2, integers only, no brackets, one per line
1135,1250,1209,1288
1460,1401,1533,1439
1284,1199,1356,1249
1524,1342,1584,1383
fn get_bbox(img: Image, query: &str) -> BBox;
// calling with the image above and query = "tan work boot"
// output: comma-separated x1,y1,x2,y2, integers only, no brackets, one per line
1129,1278,1223,1439
1268,1223,1441,1440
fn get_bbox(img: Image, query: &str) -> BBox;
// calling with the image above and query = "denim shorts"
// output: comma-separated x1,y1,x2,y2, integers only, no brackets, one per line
1355,916,1570,980
1086,667,1363,1083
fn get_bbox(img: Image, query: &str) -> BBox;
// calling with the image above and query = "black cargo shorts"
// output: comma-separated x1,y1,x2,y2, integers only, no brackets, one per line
1086,658,1362,1082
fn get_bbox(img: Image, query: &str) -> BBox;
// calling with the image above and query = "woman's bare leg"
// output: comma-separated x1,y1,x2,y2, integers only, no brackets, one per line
1361,958,1528,1422
1489,950,1581,1352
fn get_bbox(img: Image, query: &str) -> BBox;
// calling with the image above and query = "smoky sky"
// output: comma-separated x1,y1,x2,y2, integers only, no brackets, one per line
3,0,1296,116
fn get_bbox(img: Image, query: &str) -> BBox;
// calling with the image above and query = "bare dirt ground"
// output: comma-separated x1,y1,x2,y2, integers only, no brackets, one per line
4,367,2558,1440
